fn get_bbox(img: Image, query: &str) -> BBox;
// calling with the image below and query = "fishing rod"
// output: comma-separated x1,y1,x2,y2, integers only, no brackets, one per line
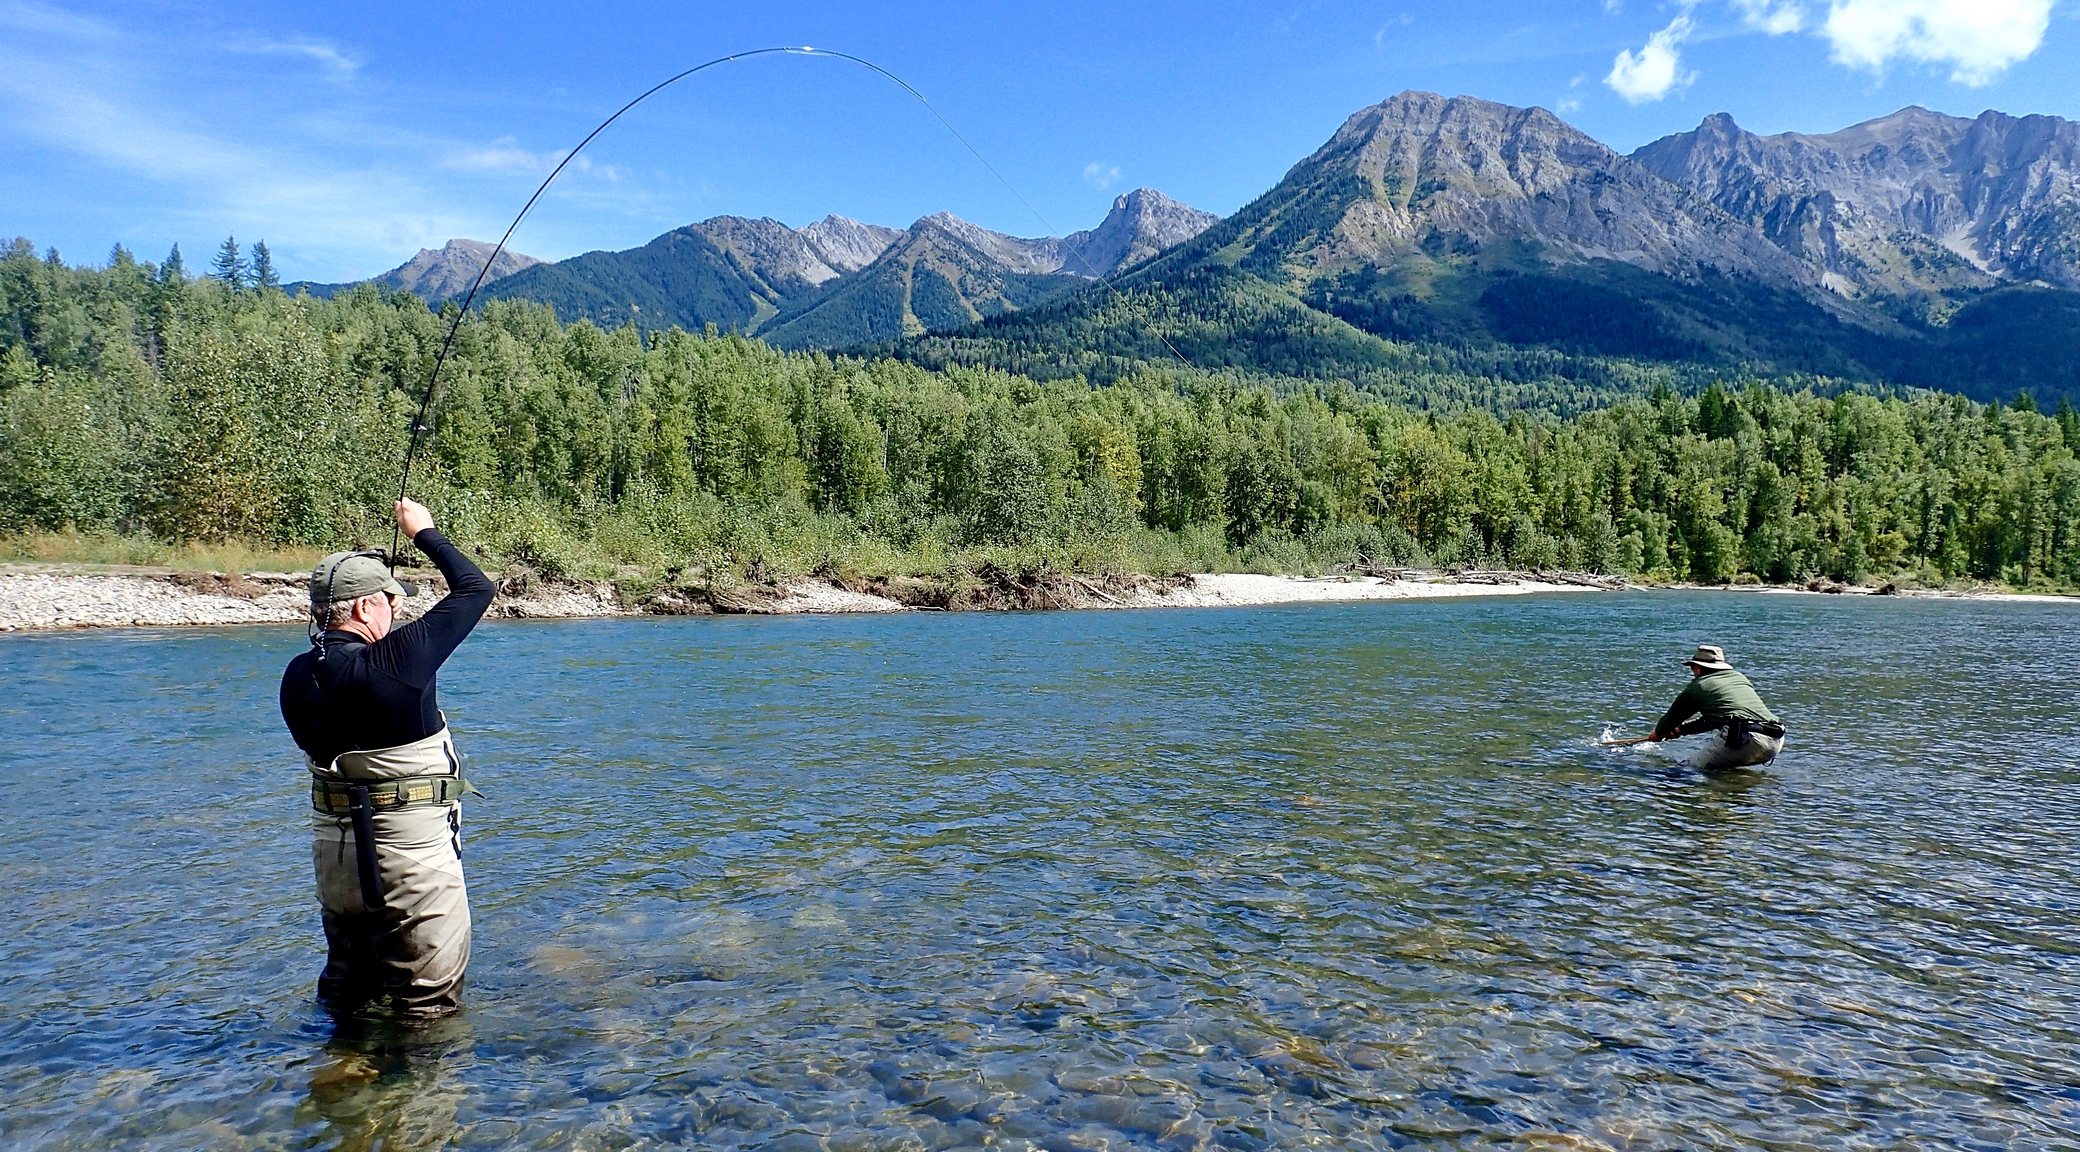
389,45,1197,568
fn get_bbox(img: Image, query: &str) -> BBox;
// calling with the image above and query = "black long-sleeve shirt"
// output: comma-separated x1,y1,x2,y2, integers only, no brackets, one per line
280,529,496,766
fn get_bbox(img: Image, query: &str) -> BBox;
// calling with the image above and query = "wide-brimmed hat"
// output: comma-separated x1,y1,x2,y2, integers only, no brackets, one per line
310,550,415,612
1684,644,1734,671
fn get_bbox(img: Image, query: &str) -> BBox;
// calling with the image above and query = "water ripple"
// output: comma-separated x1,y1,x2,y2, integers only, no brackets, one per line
2,592,2078,1149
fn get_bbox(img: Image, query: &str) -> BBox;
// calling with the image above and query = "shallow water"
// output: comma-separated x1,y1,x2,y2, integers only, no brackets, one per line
4,591,2079,1151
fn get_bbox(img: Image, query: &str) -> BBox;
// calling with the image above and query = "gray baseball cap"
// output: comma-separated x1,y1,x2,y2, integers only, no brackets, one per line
310,551,417,611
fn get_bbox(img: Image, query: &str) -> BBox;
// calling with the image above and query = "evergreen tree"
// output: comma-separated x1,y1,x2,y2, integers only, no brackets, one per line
5,234,2080,588
248,241,280,291
211,236,246,289
161,244,186,282
109,243,135,268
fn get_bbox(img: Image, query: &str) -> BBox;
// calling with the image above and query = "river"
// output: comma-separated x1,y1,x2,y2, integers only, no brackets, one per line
3,591,2077,1150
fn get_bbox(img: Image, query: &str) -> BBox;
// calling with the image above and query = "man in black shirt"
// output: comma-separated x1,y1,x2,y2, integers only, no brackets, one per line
281,498,495,1014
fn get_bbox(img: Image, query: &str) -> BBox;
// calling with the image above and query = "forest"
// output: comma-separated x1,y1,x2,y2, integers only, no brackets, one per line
6,238,2080,589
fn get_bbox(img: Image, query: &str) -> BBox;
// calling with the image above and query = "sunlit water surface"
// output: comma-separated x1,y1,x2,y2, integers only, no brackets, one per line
4,591,2078,1151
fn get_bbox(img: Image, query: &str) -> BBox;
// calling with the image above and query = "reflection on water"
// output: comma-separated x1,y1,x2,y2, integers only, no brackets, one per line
3,591,2079,1149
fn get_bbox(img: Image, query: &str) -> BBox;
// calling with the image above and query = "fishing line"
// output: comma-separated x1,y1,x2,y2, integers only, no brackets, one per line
391,44,1195,565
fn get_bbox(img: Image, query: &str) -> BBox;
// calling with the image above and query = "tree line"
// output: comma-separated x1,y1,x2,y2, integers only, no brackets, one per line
5,238,2080,588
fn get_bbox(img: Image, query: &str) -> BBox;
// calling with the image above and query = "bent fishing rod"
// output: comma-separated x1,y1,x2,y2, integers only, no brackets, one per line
388,45,1196,568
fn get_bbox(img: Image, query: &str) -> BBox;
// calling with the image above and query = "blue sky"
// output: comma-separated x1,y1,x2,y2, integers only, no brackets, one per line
3,0,2073,282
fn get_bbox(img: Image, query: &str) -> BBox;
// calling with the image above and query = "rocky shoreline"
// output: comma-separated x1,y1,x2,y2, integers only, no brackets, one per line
0,565,1630,632
1,564,2065,633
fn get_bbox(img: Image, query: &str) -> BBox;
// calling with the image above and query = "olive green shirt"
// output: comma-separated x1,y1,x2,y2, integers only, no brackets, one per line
1656,669,1779,737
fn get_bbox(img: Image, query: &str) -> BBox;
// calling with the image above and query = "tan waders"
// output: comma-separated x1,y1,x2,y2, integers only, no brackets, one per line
309,727,474,1015
1686,725,1786,772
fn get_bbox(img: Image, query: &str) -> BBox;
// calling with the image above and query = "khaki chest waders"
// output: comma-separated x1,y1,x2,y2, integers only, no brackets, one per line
307,727,479,1014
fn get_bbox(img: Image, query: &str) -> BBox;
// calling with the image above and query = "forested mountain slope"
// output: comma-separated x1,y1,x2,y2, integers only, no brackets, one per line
478,214,901,334
454,190,1215,347
753,189,1217,348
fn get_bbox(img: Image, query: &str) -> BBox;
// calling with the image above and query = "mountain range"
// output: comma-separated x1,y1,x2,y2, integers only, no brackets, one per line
304,189,1219,348
761,190,1217,348
307,91,2080,405
1634,106,2080,301
898,91,2080,404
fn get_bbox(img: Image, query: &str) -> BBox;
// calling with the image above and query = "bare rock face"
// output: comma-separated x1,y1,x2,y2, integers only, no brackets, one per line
1234,91,1812,287
910,211,1069,275
1053,189,1220,277
762,213,1085,347
796,215,906,275
372,239,542,300
690,214,901,292
1632,106,2080,295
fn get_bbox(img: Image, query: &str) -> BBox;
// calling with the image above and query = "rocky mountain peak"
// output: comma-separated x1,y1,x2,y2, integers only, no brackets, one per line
1307,91,1595,172
1057,188,1220,277
373,239,541,300
685,214,901,289
797,215,903,274
902,212,1063,275
1230,89,1807,288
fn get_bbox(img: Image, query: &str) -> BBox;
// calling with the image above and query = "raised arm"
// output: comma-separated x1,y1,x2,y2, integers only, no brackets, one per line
372,500,496,686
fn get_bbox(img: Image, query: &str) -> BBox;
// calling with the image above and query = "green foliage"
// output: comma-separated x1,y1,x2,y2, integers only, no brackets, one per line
5,240,2080,588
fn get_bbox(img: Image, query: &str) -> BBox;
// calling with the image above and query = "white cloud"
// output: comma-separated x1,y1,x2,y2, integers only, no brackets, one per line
1821,0,2051,85
442,137,584,175
443,140,546,174
236,39,361,77
1731,0,1808,33
1083,162,1121,190
1607,10,1698,103
1599,1,2053,104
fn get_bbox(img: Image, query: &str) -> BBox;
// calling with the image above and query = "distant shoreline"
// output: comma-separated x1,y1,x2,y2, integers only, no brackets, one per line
0,566,2067,632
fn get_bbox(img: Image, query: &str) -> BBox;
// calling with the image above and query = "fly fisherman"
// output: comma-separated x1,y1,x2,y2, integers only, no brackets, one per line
280,499,496,1015
1650,645,1787,770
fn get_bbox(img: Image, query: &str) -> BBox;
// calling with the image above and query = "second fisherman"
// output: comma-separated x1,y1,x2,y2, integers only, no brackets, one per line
1650,644,1787,770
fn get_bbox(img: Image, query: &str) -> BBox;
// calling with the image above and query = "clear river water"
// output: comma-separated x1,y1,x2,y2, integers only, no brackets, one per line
3,590,2078,1151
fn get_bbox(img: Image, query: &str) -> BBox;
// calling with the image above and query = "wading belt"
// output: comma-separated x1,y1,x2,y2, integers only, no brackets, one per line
309,773,472,816
311,773,473,913
1724,718,1788,746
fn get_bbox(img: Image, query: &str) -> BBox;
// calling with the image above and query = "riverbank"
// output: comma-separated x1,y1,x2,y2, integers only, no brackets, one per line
1,564,2065,632
0,565,1625,631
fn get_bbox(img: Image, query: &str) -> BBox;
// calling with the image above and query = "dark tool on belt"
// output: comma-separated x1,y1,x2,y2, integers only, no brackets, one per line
345,783,385,912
